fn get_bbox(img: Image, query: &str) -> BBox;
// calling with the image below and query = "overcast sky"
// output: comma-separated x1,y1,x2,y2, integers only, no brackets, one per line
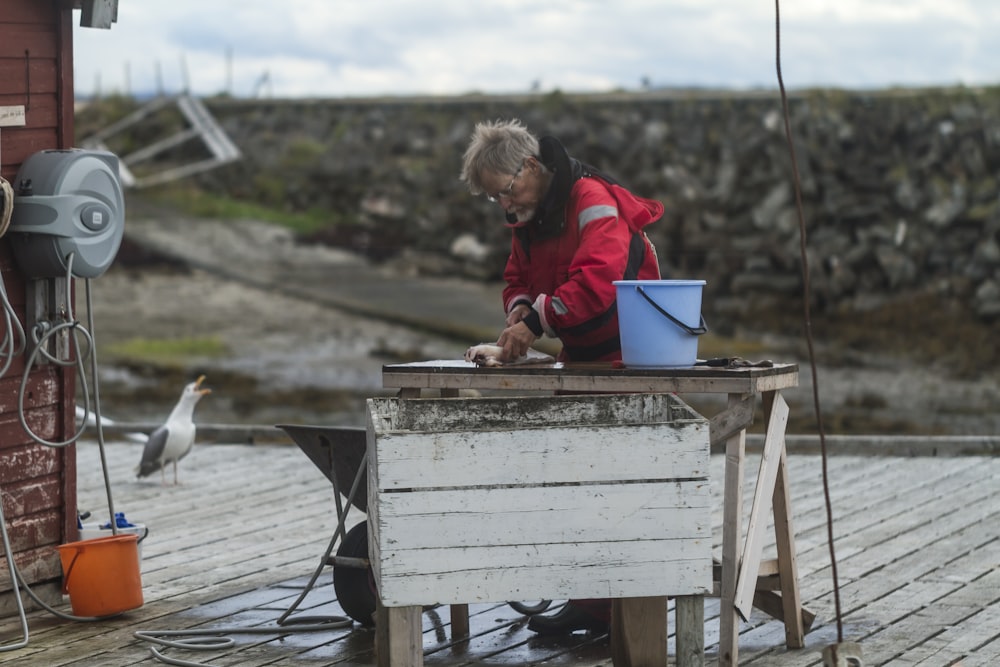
72,1,1000,99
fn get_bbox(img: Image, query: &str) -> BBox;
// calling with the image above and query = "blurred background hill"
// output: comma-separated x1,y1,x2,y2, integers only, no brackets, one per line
73,88,1000,435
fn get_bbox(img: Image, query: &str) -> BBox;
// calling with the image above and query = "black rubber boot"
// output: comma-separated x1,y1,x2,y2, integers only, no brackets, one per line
526,603,610,636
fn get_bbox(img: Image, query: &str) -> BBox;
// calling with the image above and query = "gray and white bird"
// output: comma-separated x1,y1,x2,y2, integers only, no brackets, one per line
135,375,211,485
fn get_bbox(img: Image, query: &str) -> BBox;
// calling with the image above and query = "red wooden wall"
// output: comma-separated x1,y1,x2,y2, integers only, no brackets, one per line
0,0,79,613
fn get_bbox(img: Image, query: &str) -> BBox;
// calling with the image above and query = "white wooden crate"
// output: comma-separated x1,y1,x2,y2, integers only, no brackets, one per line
366,392,712,608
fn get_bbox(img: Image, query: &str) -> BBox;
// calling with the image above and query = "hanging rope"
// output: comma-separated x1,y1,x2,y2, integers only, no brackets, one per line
774,0,844,643
0,176,14,238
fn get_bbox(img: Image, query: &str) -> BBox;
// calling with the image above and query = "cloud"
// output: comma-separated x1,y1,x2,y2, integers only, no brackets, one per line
72,0,1000,99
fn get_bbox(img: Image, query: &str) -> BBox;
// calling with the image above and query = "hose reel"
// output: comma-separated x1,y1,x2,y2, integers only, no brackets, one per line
8,148,125,279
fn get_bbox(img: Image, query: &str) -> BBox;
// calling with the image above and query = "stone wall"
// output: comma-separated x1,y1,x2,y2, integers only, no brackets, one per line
194,88,1000,325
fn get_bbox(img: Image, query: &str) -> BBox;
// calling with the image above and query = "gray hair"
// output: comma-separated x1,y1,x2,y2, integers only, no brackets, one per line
460,118,539,195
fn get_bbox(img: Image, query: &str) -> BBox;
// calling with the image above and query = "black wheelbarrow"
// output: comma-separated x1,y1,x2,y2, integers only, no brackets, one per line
278,424,551,627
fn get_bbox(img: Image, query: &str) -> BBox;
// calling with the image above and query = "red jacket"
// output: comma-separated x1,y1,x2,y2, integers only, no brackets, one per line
503,175,663,362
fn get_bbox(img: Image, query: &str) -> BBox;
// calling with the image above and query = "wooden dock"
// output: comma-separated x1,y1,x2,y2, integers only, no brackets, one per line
0,436,997,666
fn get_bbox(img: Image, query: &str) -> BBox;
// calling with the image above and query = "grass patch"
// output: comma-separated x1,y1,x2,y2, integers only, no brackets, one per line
135,186,334,235
107,336,228,364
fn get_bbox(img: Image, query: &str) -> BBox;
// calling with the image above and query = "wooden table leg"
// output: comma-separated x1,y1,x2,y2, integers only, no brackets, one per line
611,597,667,667
449,604,469,639
718,393,747,667
675,595,705,666
375,598,423,667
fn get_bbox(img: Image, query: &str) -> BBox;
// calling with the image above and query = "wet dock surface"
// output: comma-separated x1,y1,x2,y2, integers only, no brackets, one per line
1,436,997,665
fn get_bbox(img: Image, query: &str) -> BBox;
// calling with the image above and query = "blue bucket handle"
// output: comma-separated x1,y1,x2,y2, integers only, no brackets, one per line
634,285,709,336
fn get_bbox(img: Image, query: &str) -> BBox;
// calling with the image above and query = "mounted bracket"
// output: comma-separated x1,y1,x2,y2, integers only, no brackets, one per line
24,278,71,365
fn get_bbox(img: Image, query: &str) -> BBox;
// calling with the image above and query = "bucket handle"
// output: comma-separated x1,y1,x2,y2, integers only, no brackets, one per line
62,549,81,594
634,285,709,336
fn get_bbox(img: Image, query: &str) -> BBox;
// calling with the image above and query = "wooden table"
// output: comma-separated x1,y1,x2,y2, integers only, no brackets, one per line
382,360,809,667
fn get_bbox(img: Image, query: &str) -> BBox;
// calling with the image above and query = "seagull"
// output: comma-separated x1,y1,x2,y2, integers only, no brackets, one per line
135,375,211,485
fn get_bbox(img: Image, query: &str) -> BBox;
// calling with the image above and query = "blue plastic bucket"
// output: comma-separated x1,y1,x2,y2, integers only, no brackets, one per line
613,280,708,368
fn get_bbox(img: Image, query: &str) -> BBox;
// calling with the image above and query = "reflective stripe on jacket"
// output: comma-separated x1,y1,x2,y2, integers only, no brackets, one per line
502,176,662,362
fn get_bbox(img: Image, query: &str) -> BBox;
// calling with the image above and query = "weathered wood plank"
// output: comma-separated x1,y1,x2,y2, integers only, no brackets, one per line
787,456,988,581
708,394,755,447
378,392,703,431
809,477,997,597
0,368,64,413
0,27,58,58
0,444,63,480
0,1,57,23
738,454,1000,666
380,543,711,607
0,476,66,517
0,61,58,95
0,124,61,168
376,482,711,547
0,545,62,582
370,422,709,490
380,362,800,396
0,509,62,553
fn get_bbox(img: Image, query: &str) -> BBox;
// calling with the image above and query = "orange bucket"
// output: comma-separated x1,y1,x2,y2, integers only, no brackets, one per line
57,534,144,617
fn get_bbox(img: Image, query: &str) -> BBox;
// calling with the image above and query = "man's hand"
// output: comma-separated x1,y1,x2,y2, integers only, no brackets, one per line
505,303,532,327
497,320,538,360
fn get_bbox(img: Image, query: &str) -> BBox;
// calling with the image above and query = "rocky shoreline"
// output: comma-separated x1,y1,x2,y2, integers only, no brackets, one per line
79,212,1000,438
77,90,1000,327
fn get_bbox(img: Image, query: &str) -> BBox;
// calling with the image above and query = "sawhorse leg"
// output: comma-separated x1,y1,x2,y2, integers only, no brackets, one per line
769,400,805,647
747,391,805,647
718,390,805,666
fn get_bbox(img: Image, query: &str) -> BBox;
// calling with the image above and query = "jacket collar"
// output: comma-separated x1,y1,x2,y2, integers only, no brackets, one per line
525,135,582,240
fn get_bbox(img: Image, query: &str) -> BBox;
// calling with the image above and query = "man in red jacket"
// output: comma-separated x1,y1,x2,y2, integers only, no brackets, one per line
462,118,663,366
460,118,664,635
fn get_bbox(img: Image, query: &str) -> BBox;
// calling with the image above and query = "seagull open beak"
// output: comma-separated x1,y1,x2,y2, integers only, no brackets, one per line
194,374,212,395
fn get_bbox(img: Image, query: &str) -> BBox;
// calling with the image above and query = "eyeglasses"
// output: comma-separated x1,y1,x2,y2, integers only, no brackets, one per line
485,163,524,203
